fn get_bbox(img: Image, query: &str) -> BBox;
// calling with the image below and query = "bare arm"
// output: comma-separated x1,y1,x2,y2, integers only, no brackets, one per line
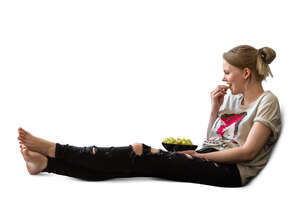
198,122,271,163
182,121,272,163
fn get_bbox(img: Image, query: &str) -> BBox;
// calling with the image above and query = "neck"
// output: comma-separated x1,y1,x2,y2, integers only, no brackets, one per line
242,81,264,106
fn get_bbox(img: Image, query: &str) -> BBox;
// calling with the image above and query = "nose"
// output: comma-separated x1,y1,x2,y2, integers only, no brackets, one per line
222,76,227,82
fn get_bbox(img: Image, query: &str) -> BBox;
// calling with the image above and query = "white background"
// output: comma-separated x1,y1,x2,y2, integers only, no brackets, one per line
1,0,299,209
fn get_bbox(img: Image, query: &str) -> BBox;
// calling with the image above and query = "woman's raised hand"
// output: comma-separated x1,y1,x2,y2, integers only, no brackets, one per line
210,85,228,112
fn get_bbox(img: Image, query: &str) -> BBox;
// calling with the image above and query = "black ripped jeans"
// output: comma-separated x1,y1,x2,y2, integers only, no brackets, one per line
43,143,242,187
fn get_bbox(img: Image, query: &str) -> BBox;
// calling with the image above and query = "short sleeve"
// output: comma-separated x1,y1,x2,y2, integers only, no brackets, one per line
253,93,281,142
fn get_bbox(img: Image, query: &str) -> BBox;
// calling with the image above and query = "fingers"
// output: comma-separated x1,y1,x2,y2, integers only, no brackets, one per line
211,91,226,104
213,90,226,99
218,85,229,90
212,89,226,96
177,150,194,155
211,85,228,104
211,85,228,96
212,85,228,92
185,154,193,159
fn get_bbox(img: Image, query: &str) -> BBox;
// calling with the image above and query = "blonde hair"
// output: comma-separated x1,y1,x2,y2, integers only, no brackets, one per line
223,45,276,81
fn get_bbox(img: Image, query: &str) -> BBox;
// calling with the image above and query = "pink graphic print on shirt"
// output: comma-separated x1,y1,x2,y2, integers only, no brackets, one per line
217,112,247,140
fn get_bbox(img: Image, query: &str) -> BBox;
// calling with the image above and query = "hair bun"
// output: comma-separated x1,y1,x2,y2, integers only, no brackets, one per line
259,47,276,64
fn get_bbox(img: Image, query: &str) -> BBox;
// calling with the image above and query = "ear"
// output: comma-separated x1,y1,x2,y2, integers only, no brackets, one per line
243,68,251,80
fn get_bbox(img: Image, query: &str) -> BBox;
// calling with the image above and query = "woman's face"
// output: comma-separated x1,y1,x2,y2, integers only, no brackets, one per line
222,59,246,95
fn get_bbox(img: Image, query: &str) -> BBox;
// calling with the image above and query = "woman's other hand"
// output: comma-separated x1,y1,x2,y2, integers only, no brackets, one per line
176,150,198,159
177,150,195,155
177,150,209,160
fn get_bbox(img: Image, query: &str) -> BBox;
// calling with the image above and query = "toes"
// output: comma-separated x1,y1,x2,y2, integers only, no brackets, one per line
18,140,28,151
18,127,24,134
21,148,29,160
19,133,26,138
18,131,25,137
20,145,25,151
19,140,25,146
18,127,28,135
18,136,25,141
20,143,26,150
20,146,28,160
21,128,29,135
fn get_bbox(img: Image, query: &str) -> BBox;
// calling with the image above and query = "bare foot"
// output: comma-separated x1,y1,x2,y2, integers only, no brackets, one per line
18,127,56,158
20,144,48,175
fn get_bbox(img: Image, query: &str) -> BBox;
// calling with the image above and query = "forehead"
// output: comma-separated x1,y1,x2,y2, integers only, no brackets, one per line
223,59,230,70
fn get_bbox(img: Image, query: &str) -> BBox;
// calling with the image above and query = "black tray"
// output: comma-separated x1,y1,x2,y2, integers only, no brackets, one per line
162,143,198,152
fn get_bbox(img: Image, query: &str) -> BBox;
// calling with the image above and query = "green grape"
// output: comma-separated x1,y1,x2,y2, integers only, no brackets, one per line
187,139,192,145
170,139,176,144
169,137,176,141
162,138,170,143
163,137,194,145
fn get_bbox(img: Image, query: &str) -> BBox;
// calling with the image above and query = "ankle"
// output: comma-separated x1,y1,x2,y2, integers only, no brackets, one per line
42,156,48,172
47,143,56,158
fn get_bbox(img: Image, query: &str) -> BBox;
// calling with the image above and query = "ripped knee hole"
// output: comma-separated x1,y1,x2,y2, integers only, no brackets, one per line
150,148,160,154
132,143,143,156
132,143,160,156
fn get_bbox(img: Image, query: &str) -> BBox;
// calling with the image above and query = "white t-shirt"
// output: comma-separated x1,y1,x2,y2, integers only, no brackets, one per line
203,90,281,185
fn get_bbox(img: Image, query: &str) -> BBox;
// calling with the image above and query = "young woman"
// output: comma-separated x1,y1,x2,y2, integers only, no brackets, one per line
18,45,281,187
